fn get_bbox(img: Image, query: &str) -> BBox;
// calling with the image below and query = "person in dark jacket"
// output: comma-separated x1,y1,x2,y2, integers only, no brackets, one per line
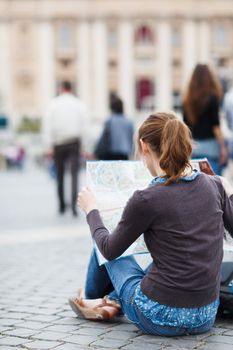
94,95,134,160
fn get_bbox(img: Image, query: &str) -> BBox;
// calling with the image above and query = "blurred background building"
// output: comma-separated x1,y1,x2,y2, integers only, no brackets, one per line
0,0,233,154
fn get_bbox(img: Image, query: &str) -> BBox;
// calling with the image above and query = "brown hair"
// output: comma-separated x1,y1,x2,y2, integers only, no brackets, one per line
183,64,222,124
138,112,192,185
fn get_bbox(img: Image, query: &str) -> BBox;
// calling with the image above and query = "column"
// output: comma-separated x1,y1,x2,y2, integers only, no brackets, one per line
198,20,210,63
91,19,107,119
38,20,55,113
118,20,134,116
77,20,91,107
182,19,198,86
0,21,11,115
156,19,172,110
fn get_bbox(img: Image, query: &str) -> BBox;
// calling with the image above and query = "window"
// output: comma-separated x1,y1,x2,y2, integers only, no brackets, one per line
60,59,72,68
171,28,181,47
108,28,117,48
214,23,227,47
172,58,181,68
172,91,182,112
136,79,154,110
58,23,73,49
108,59,117,68
135,25,154,45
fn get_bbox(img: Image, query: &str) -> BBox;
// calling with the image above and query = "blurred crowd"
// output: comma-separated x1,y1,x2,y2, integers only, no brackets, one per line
1,63,233,216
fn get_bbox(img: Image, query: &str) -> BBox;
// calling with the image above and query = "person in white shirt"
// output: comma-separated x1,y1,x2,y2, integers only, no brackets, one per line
44,81,87,216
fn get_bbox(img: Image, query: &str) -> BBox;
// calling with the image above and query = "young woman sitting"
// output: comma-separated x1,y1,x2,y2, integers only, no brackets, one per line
69,112,233,336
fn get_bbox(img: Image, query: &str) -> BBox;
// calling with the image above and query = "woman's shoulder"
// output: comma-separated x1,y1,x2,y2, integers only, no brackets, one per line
133,182,167,202
198,173,225,196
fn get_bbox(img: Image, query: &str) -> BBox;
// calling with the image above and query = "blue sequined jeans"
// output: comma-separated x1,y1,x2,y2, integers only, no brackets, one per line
84,249,216,336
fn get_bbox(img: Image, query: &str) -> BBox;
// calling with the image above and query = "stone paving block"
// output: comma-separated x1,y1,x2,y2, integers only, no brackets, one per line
34,308,59,316
38,303,61,310
16,321,50,330
0,347,25,350
0,336,29,346
163,337,202,348
0,326,14,333
2,312,32,320
109,323,139,332
208,327,229,335
91,338,131,349
63,334,99,345
205,334,233,344
215,320,233,330
81,320,121,329
22,339,62,349
72,326,106,336
53,317,86,326
135,334,205,349
0,318,21,327
2,328,39,338
31,331,70,341
7,306,35,314
104,330,137,340
55,344,89,350
132,334,167,345
56,310,77,318
45,324,79,333
203,344,233,350
174,333,209,342
223,329,233,336
22,297,48,304
25,315,60,323
162,348,197,350
121,343,162,350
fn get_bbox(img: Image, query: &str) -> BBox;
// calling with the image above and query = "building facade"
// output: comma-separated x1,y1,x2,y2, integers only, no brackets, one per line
0,0,233,126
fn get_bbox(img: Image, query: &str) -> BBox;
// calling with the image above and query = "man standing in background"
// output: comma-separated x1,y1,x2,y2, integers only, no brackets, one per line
44,81,87,216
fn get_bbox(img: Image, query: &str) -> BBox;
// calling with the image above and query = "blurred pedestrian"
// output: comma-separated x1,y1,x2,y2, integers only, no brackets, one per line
223,84,233,131
43,81,88,216
183,63,228,175
94,95,134,160
222,82,233,179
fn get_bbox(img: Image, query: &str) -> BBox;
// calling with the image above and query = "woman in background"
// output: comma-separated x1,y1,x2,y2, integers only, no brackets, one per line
183,63,228,175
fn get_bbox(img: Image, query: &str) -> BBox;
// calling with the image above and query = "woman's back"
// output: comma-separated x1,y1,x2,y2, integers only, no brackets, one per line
139,172,226,307
183,95,220,140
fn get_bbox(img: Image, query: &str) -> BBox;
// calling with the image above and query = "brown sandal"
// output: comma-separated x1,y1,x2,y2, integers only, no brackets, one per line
68,296,120,320
103,296,121,309
68,289,121,321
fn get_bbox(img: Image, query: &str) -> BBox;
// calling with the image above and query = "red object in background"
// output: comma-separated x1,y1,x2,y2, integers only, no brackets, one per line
136,79,154,110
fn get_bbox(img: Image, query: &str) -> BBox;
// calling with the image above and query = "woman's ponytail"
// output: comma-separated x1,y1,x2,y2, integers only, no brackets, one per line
159,118,192,184
138,112,192,185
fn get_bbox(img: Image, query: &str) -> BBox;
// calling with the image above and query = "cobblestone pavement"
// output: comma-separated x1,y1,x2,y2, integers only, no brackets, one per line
1,231,233,350
0,166,233,349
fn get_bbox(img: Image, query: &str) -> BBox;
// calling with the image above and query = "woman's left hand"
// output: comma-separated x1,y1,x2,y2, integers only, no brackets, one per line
77,187,98,215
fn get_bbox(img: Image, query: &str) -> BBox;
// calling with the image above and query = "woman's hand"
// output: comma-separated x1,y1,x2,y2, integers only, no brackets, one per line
77,187,98,215
219,176,233,197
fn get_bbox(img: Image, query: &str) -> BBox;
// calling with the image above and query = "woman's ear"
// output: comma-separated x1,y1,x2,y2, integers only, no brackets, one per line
140,139,149,155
